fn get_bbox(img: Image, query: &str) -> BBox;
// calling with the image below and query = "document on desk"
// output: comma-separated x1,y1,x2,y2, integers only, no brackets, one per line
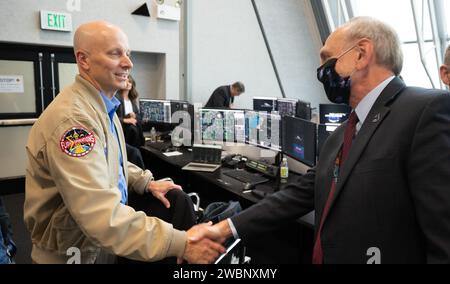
163,151,183,157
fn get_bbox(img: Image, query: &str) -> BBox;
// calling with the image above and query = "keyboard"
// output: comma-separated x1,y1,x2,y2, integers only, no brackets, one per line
223,170,269,185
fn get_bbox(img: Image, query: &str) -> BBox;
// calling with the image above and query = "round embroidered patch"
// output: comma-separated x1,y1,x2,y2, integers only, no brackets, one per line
60,127,96,157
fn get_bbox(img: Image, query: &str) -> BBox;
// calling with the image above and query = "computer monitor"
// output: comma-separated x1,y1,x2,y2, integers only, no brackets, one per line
139,99,171,124
276,98,297,117
245,110,259,146
296,100,312,121
257,112,282,151
317,124,338,158
253,97,278,112
282,116,317,167
200,109,245,144
319,104,352,125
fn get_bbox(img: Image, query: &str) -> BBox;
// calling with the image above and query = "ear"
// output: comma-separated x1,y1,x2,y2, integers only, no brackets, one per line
354,38,372,70
440,65,450,86
75,50,90,71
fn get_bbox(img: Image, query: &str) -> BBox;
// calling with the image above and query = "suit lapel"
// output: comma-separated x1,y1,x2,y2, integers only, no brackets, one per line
323,77,406,218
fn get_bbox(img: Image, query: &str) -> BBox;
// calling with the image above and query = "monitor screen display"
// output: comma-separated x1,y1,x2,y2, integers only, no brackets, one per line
200,109,245,144
319,104,352,125
139,99,171,123
282,116,316,166
296,100,312,121
257,112,282,151
253,97,277,112
276,98,297,117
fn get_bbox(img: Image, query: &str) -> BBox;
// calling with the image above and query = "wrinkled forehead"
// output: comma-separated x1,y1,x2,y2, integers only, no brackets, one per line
319,29,348,62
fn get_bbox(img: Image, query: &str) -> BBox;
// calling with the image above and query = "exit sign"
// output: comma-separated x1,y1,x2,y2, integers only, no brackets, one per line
40,10,72,32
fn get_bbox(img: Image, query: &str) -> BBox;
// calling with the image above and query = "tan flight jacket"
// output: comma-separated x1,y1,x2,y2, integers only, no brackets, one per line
24,75,187,264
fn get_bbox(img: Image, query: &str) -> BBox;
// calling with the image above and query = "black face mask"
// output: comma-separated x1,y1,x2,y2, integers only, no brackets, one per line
316,58,351,105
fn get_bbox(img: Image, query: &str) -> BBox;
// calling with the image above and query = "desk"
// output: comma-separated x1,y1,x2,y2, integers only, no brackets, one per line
141,142,314,263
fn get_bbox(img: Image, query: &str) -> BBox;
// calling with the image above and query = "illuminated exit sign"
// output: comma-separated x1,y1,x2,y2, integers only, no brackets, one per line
40,10,72,32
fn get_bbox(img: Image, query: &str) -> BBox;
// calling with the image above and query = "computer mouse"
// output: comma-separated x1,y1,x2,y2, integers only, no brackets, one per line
243,182,255,190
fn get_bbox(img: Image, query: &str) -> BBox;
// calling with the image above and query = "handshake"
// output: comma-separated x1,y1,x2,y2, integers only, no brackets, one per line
179,220,233,264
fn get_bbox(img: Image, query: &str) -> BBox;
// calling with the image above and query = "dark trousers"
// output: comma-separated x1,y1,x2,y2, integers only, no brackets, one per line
123,123,145,148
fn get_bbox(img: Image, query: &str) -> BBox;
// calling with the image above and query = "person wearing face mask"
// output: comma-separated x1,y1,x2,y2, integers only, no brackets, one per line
209,16,450,264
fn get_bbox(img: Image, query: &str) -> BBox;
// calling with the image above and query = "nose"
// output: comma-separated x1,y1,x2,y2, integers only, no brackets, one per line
121,54,133,70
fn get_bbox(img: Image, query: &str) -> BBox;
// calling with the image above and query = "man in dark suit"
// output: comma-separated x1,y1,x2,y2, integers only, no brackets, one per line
213,17,450,263
205,81,245,108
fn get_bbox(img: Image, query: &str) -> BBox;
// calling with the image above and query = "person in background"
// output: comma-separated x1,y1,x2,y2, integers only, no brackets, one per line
439,45,450,87
0,197,16,264
116,75,145,148
24,21,224,264
205,81,245,108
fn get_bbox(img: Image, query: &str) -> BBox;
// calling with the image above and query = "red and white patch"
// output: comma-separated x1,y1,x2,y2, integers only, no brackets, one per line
60,127,96,158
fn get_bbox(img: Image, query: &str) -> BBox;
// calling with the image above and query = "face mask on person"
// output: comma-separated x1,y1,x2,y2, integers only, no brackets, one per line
316,45,358,105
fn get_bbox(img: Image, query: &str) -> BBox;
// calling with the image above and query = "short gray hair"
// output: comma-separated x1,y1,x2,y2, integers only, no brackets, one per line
342,17,403,76
232,81,245,93
444,45,450,66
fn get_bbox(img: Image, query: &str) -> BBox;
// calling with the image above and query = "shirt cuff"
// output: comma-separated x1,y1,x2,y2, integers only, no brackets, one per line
227,218,240,239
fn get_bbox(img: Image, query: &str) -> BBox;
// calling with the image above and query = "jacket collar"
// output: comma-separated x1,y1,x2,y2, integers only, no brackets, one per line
321,77,406,223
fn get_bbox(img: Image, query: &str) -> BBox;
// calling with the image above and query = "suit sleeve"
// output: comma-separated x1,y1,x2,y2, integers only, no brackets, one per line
408,93,450,263
46,116,186,261
231,168,315,242
210,89,227,107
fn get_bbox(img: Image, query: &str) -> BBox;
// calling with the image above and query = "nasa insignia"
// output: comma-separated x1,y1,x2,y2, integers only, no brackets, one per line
60,127,96,157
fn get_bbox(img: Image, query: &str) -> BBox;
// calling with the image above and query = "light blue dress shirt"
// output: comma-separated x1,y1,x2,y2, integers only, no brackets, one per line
354,76,395,133
100,93,128,205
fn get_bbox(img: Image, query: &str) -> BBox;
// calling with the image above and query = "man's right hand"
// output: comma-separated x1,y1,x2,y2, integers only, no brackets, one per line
124,117,137,126
181,222,226,264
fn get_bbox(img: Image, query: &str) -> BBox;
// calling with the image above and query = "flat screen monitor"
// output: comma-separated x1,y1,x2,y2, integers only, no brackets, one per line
276,98,297,117
296,100,312,121
253,97,277,112
257,112,282,151
317,124,338,158
282,116,317,167
245,111,281,152
139,99,171,124
319,104,352,125
200,109,245,144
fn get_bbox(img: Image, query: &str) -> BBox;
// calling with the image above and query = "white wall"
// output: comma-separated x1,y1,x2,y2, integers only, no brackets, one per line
186,0,282,109
186,0,327,110
0,0,181,178
255,0,328,109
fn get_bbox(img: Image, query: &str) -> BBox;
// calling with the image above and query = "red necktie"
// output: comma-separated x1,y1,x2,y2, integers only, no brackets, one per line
312,112,358,264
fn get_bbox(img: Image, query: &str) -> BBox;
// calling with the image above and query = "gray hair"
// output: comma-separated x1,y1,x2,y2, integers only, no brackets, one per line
232,81,245,93
342,17,403,75
444,45,450,66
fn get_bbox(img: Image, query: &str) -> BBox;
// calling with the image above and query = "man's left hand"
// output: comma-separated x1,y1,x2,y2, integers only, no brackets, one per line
147,180,182,208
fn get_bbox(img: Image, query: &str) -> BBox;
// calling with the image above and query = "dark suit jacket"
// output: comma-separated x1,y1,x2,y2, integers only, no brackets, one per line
115,95,140,123
205,85,234,108
231,77,450,263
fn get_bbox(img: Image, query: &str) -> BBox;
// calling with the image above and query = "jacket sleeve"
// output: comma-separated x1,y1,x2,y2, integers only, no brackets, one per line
45,116,186,262
408,93,450,263
231,168,315,243
127,161,153,195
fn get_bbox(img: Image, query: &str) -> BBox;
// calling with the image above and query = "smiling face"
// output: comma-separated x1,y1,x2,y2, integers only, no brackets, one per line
74,22,133,97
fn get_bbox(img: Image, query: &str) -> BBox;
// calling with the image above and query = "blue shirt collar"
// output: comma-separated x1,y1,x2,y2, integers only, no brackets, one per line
100,92,121,121
355,76,395,129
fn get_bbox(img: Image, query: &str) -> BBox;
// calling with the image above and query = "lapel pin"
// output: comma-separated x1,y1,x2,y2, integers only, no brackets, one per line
372,113,381,123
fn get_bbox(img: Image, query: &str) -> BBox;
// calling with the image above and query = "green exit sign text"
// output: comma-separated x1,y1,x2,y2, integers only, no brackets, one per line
40,10,72,32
